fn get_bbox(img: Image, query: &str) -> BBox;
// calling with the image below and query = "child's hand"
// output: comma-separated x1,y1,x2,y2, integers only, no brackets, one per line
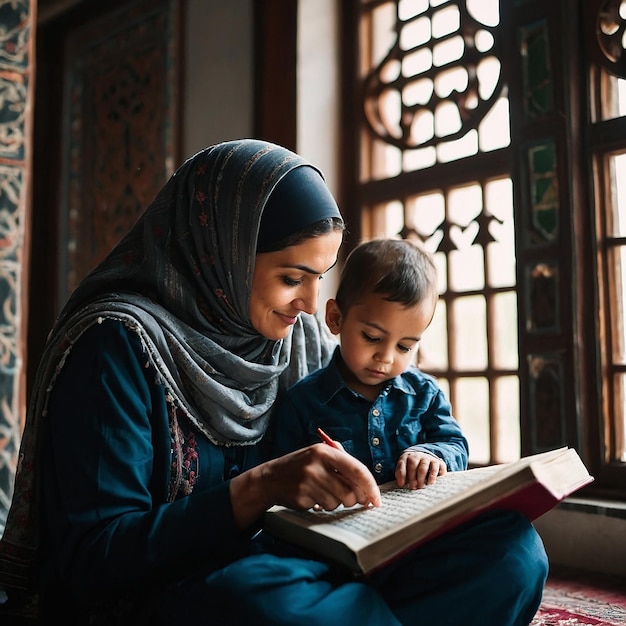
395,450,447,489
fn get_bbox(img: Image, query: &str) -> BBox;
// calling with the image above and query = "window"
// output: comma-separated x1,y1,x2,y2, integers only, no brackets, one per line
341,0,625,497
587,0,626,474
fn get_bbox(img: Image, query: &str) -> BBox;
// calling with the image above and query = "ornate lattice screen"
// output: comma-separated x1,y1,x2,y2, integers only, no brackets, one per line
349,0,518,465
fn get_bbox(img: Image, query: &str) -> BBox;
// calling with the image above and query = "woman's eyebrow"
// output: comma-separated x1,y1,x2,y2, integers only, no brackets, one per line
282,260,338,274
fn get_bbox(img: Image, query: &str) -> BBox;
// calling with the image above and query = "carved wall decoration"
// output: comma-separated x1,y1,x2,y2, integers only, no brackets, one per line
0,0,33,533
59,0,180,303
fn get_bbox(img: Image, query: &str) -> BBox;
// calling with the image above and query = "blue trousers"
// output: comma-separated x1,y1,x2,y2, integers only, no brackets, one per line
157,510,548,626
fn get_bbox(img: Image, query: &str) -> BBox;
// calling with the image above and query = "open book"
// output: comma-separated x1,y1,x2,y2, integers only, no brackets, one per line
263,447,593,576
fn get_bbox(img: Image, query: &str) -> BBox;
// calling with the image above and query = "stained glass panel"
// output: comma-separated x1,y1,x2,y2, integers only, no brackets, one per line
529,354,565,450
527,141,559,242
527,262,559,332
520,19,553,119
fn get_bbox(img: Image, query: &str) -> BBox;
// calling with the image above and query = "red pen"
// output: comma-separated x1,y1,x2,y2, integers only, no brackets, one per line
317,427,341,449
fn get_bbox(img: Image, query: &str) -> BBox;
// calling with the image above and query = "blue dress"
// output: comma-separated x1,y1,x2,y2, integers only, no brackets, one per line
40,319,548,625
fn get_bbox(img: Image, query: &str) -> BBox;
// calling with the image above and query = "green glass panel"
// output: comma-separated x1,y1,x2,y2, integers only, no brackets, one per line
520,19,554,119
527,141,559,241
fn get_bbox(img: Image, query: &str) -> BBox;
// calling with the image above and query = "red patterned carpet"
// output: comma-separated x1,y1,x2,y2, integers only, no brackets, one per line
531,568,626,626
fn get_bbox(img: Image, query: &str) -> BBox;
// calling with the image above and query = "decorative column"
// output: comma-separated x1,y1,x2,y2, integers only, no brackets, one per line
0,0,34,533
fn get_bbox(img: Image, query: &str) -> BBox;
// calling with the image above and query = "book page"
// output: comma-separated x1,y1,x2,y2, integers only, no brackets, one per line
281,464,503,543
531,450,595,497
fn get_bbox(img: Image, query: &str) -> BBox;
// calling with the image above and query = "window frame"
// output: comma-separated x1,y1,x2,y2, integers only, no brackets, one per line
339,0,625,500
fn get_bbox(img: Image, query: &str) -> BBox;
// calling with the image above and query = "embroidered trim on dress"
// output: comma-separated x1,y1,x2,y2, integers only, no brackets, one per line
167,401,199,501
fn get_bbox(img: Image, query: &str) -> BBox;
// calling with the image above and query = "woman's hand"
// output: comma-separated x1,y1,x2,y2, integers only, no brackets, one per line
395,450,447,490
229,444,381,529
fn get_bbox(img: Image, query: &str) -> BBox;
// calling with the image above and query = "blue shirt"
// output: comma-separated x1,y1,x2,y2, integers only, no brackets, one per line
269,347,469,483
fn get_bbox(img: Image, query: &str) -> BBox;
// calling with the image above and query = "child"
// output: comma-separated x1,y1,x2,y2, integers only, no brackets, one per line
269,238,469,489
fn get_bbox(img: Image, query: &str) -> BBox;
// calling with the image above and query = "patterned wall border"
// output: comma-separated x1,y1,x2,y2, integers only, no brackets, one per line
0,0,33,533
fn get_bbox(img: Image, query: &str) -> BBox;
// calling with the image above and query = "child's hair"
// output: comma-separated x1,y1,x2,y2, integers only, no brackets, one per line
335,238,438,312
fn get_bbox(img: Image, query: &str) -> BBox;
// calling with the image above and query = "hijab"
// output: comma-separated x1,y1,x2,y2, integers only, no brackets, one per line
0,139,342,590
48,138,342,442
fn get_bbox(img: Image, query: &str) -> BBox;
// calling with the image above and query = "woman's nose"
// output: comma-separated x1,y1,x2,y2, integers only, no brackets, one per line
294,283,319,314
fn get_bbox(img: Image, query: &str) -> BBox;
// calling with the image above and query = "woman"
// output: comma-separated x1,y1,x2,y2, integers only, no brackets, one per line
0,139,547,625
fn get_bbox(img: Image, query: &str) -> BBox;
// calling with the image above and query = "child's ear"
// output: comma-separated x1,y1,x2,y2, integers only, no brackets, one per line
325,299,343,335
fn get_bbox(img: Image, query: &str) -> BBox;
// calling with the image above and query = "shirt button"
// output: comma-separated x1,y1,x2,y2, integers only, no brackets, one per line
372,408,380,417
374,463,383,473
372,437,380,446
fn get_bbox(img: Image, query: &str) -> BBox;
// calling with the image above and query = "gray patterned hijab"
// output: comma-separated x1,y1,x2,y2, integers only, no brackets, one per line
51,139,341,444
